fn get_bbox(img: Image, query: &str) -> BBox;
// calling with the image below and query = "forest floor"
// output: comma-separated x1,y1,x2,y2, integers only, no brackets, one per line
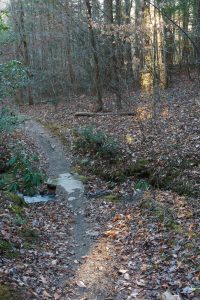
0,77,200,299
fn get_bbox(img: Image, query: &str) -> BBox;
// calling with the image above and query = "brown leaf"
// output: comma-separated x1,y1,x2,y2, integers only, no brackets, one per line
104,230,118,239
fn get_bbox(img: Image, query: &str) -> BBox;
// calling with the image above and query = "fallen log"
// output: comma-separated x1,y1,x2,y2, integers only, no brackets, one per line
74,112,136,117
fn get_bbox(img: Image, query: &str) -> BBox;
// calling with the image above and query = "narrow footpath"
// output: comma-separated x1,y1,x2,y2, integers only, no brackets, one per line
23,120,111,299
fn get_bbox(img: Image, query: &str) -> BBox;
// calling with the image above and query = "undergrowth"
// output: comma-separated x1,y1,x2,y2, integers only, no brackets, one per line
73,126,199,198
73,126,122,162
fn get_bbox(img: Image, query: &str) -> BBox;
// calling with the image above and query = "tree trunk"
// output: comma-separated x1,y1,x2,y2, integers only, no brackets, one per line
112,0,123,110
181,1,191,79
196,0,200,74
134,0,144,88
164,25,174,87
125,0,134,82
85,0,103,112
19,0,33,105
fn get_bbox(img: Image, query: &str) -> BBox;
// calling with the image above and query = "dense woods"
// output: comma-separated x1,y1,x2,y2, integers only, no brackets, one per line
0,1,200,300
1,0,200,107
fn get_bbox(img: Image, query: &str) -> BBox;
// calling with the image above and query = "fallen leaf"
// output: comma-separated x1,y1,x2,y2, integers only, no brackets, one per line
77,281,86,288
40,275,48,284
104,230,118,239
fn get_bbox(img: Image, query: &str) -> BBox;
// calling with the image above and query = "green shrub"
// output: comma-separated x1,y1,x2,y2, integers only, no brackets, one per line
7,153,45,195
74,126,121,162
0,60,28,99
135,179,150,191
0,240,13,251
12,215,27,226
7,192,27,207
11,204,23,215
0,108,20,133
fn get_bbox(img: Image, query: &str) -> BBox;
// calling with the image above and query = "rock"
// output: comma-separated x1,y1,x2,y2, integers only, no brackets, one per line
124,273,130,280
159,291,182,300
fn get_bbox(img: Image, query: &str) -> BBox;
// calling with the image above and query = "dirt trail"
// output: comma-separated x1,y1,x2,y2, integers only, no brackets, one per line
24,120,109,299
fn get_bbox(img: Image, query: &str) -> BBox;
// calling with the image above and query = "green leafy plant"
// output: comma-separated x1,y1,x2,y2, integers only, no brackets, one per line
7,192,27,207
0,60,28,99
0,108,21,134
0,240,13,251
135,179,150,191
74,126,121,162
12,215,27,226
2,152,45,195
0,11,9,32
11,204,22,215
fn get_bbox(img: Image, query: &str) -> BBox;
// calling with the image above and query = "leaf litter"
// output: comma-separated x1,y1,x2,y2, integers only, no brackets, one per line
1,77,200,299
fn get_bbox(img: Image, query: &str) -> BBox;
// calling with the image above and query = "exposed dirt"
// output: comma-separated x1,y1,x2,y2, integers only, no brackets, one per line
22,120,98,298
1,119,117,299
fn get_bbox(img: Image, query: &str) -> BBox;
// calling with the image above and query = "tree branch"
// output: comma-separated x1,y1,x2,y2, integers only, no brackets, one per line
147,0,200,55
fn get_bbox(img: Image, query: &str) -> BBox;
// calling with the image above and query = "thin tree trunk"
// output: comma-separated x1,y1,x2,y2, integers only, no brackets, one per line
125,0,133,82
135,0,144,88
85,0,103,112
181,1,191,79
10,0,24,105
164,25,174,87
113,0,123,110
196,0,200,74
19,0,33,105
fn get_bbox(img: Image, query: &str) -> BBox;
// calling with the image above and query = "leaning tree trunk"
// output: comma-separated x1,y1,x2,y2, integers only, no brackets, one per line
85,0,103,112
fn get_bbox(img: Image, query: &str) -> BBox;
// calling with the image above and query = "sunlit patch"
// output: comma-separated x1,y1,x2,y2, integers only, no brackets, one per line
71,238,116,297
126,134,133,144
136,105,152,121
141,72,153,92
161,107,169,118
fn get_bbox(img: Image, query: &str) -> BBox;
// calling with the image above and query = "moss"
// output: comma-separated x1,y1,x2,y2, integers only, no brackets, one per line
165,222,183,232
139,199,155,210
23,242,34,250
12,215,27,226
125,158,150,177
0,240,13,251
71,166,81,175
173,182,194,197
180,158,200,169
150,168,198,198
0,284,25,300
20,227,40,242
0,240,20,259
104,194,120,202
110,170,126,182
5,250,20,259
11,205,23,215
77,175,89,183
